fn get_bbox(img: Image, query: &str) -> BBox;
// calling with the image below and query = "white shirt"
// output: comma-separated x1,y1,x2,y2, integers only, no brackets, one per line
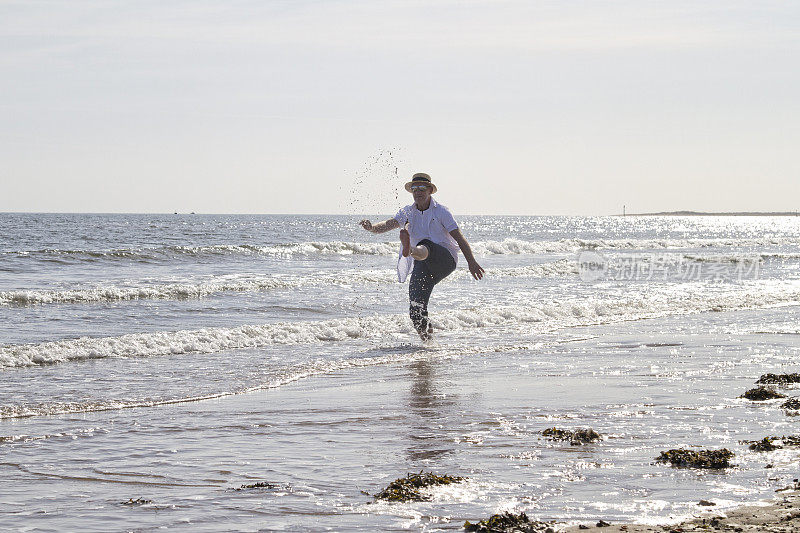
394,197,460,265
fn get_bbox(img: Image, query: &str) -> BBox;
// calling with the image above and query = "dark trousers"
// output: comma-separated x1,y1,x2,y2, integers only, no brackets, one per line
408,239,457,334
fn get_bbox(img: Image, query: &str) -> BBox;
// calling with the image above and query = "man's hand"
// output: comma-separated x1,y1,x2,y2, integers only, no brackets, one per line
468,259,485,280
449,228,484,280
360,218,399,234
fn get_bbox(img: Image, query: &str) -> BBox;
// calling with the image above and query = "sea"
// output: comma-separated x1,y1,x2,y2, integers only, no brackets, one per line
1,212,799,532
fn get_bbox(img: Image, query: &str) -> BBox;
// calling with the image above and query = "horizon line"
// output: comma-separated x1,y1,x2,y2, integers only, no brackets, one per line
2,210,800,217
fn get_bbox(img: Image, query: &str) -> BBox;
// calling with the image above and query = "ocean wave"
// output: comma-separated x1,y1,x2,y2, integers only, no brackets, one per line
6,249,795,308
473,237,800,255
681,254,762,264
0,276,296,306
0,270,392,306
0,242,399,262
622,252,798,264
3,237,798,264
0,262,578,306
3,283,799,369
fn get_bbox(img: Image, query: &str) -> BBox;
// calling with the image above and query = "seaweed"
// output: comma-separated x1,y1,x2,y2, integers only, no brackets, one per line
740,387,787,401
783,435,800,446
463,511,555,533
744,435,800,451
655,448,734,469
121,498,152,506
234,481,280,490
756,373,800,385
746,437,781,451
374,471,464,502
541,427,601,445
782,398,800,410
541,428,572,440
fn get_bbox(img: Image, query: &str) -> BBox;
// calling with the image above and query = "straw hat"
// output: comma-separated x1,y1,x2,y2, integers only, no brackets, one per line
404,173,437,194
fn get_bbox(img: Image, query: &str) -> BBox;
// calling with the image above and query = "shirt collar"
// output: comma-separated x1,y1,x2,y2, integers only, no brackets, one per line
413,196,438,212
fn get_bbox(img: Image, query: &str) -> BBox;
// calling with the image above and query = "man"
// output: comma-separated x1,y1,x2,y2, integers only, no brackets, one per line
360,173,484,341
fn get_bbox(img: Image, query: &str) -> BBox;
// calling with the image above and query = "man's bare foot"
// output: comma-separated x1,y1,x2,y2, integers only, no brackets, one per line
400,228,411,257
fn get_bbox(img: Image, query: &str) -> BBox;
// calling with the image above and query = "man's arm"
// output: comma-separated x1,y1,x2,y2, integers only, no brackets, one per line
449,228,485,280
359,218,400,234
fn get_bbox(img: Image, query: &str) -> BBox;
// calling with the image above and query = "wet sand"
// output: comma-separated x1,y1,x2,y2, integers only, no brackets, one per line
560,487,800,532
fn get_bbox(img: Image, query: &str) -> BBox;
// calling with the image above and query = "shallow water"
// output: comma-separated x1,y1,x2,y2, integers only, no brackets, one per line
1,213,799,531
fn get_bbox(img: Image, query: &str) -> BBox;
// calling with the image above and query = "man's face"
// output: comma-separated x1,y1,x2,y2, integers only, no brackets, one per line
411,185,432,204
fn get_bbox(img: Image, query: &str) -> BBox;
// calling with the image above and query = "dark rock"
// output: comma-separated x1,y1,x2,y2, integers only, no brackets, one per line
376,471,464,502
699,499,716,506
757,373,800,385
542,427,602,445
463,511,554,532
741,387,786,401
656,448,734,469
578,526,590,530
597,519,611,527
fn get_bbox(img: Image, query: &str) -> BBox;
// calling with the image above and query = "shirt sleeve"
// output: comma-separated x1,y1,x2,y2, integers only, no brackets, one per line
438,205,459,232
393,206,407,225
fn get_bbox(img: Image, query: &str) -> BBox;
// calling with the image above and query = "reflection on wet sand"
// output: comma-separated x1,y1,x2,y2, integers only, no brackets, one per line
405,359,457,461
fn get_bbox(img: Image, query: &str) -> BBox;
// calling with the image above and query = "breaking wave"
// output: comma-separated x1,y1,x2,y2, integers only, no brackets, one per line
0,261,579,306
6,246,798,307
3,237,798,264
0,270,391,306
3,281,799,369
472,237,799,255
1,242,398,262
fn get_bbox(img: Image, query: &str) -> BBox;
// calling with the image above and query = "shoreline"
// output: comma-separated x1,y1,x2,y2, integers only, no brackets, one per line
559,486,800,532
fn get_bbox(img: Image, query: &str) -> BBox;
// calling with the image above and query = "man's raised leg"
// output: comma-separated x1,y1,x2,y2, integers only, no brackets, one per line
400,228,429,260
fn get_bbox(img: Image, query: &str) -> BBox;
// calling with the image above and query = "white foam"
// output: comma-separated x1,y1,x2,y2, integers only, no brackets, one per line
0,270,394,306
0,262,578,306
472,237,800,255
0,314,412,368
6,236,799,262
2,281,799,369
682,254,762,264
10,251,794,308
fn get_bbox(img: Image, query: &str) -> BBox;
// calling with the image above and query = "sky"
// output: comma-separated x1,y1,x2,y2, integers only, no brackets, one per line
1,0,799,215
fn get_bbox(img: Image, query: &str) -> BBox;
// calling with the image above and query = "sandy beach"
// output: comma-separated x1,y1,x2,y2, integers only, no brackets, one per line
560,488,800,532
